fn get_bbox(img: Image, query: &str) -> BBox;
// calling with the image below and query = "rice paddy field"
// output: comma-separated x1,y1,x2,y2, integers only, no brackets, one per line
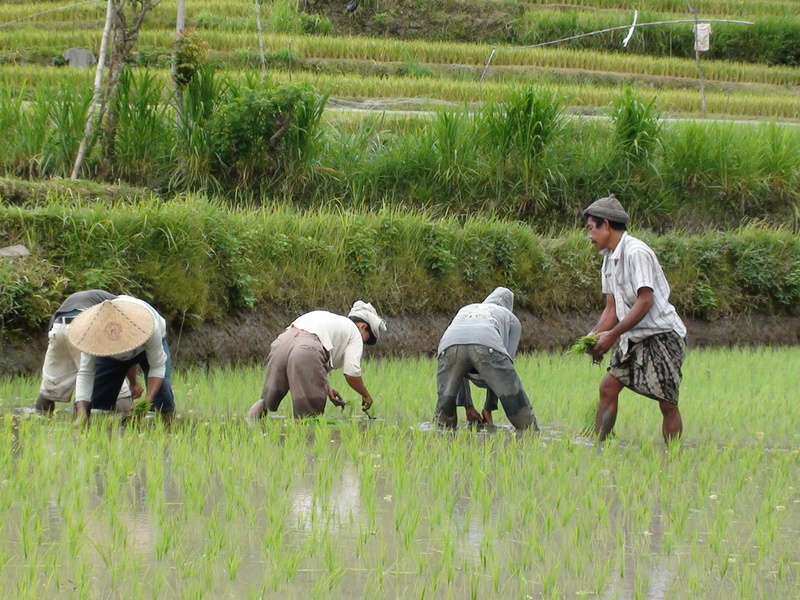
1,0,799,120
2,2,800,598
1,347,799,599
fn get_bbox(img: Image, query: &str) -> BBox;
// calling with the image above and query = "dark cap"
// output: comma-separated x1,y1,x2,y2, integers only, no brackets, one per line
582,194,630,224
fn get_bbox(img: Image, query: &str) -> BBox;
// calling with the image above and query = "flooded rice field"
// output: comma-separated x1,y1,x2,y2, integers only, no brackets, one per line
1,348,799,599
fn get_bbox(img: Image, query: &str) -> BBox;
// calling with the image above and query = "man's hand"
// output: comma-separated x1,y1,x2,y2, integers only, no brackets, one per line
465,406,483,424
361,395,373,410
327,387,345,407
130,383,144,400
590,330,618,359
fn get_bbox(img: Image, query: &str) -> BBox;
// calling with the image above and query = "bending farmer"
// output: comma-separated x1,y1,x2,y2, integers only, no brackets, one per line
584,194,687,442
34,290,138,415
68,296,175,426
435,287,537,430
247,300,387,419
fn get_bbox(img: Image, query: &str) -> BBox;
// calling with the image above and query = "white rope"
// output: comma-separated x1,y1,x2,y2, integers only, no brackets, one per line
0,0,104,29
510,18,754,50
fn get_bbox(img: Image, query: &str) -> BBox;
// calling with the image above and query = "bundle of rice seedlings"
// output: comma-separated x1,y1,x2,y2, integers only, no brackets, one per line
133,399,152,416
569,334,599,355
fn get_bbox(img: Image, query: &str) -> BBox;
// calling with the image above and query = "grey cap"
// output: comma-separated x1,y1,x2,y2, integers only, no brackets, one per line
582,193,630,224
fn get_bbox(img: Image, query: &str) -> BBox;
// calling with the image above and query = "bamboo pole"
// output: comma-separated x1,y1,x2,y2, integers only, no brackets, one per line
255,0,267,84
71,0,114,180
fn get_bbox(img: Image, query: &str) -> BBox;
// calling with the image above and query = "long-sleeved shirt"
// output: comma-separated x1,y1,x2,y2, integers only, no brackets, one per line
74,296,168,403
437,287,520,359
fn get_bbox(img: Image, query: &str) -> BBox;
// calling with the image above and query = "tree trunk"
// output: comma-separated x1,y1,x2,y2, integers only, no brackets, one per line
173,0,186,127
71,0,114,180
98,0,163,176
255,0,267,84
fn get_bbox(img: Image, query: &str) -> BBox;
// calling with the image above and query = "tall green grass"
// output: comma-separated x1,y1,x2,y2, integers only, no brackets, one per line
2,65,798,122
1,200,799,332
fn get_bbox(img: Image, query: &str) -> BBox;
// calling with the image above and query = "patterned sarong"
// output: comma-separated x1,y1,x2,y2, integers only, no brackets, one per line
608,331,685,404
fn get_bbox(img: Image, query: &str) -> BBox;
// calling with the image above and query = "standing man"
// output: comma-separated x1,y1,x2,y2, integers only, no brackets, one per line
246,300,387,420
584,194,687,442
34,290,138,415
68,296,175,426
435,287,537,431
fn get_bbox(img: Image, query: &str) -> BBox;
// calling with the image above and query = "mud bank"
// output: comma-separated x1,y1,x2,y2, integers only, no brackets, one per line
3,312,800,376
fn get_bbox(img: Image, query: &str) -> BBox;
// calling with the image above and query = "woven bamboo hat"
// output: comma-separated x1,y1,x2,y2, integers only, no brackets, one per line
67,299,155,356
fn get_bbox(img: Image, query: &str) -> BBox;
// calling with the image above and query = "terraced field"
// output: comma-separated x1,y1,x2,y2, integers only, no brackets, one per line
1,0,798,120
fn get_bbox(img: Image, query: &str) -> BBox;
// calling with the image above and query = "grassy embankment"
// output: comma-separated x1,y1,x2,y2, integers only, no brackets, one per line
2,199,799,334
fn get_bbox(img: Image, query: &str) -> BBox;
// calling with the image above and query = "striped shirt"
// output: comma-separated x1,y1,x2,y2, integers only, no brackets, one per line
601,232,686,354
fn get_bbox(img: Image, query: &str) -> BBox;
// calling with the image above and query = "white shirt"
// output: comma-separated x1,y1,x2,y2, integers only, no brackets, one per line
74,296,168,403
601,232,686,354
292,311,364,377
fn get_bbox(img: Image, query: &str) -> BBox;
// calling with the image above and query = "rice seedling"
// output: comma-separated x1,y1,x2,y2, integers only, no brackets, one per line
1,347,800,598
568,333,599,356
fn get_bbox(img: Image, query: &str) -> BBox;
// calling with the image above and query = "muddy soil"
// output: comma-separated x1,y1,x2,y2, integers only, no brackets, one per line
3,311,800,376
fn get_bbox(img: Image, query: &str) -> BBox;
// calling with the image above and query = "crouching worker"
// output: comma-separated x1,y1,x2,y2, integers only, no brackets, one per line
246,301,388,420
435,287,537,431
34,290,138,415
68,296,175,426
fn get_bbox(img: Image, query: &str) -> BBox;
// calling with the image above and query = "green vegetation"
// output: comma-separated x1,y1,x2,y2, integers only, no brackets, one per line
569,334,600,356
1,78,799,224
1,348,799,598
1,200,799,332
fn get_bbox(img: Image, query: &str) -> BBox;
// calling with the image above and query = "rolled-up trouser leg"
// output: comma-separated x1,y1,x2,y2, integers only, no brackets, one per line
285,331,329,417
38,323,81,403
469,345,537,430
260,329,294,413
436,345,472,428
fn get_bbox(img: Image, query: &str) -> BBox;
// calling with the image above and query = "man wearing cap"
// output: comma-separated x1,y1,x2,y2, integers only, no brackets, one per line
583,194,687,442
34,290,139,415
435,287,537,431
69,295,175,425
246,300,387,419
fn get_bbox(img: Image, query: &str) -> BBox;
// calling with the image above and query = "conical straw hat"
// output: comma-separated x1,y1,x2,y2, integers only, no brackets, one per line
67,300,155,356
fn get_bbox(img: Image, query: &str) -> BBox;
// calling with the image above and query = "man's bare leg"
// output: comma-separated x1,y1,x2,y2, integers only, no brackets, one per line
659,400,682,443
594,373,624,441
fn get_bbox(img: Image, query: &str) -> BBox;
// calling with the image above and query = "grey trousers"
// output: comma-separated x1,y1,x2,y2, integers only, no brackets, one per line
436,344,537,430
260,328,330,417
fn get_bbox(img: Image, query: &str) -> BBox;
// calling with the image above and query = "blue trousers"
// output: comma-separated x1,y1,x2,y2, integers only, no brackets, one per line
92,338,175,413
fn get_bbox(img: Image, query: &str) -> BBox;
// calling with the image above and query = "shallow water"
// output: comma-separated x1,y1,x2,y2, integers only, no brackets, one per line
2,412,799,600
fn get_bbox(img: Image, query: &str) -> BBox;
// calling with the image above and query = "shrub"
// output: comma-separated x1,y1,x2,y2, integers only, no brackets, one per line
210,83,327,193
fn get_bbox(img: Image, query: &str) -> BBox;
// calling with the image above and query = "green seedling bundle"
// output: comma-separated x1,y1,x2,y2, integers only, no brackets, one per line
0,347,799,598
